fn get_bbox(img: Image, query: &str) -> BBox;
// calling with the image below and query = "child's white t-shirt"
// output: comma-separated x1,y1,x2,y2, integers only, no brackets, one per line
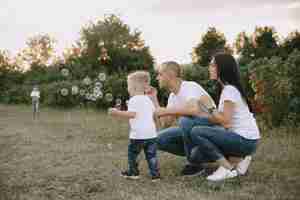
218,85,260,140
167,81,214,109
127,95,157,139
30,91,40,100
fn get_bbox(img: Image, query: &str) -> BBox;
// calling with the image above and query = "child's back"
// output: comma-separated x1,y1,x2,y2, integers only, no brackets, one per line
128,95,156,140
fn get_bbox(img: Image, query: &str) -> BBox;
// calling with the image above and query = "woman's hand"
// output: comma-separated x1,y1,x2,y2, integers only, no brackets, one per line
198,95,216,112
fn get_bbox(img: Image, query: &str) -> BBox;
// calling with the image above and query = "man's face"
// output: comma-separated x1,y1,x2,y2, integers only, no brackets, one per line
156,68,171,89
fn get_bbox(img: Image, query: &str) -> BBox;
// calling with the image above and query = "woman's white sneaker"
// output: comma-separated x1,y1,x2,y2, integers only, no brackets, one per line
206,166,238,181
237,156,252,175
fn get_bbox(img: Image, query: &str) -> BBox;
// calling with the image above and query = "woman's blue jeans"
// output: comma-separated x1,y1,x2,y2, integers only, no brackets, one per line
188,126,258,164
156,116,258,165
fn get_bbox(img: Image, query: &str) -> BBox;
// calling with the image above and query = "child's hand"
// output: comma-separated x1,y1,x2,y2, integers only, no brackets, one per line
145,86,157,96
146,86,159,102
108,108,118,115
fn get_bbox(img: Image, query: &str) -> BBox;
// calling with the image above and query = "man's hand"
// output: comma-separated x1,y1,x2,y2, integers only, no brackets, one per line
155,107,169,117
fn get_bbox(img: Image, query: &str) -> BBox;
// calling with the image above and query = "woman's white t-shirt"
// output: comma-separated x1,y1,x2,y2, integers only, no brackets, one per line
127,95,157,139
218,85,260,140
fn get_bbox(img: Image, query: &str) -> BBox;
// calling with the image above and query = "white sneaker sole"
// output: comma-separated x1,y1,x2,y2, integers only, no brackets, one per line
207,174,238,182
182,169,205,177
121,175,140,180
151,178,161,182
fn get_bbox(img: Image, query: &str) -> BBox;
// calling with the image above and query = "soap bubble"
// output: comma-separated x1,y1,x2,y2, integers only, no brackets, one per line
98,73,106,82
83,76,92,85
60,88,69,96
61,68,69,77
71,85,79,95
105,93,113,102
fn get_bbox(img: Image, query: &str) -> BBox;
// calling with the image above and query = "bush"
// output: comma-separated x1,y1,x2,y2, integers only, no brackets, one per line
183,64,218,100
286,50,300,124
248,56,292,127
2,84,31,104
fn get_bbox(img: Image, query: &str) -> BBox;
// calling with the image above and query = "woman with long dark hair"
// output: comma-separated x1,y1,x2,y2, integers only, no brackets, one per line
188,53,260,181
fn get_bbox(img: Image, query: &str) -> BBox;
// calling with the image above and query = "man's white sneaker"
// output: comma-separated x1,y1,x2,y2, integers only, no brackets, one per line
237,156,252,175
206,166,238,181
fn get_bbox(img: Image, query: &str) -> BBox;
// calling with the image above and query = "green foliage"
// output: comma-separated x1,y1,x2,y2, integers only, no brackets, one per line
280,31,300,59
78,14,154,75
253,26,279,59
235,32,256,66
236,26,280,67
182,63,218,100
193,27,232,67
1,21,300,130
248,55,294,127
2,85,31,104
286,50,300,123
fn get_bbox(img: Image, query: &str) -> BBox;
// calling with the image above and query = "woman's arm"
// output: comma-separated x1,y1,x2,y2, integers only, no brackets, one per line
207,100,235,129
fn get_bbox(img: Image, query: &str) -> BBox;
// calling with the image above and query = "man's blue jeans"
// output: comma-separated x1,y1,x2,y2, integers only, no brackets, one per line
156,116,214,163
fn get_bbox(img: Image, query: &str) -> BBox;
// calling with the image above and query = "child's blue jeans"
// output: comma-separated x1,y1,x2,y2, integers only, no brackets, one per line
128,138,159,177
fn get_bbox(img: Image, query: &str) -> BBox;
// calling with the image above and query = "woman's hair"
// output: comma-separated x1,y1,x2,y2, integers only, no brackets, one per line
213,53,253,112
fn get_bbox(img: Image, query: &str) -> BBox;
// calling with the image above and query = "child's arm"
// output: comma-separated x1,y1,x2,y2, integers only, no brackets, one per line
108,108,136,119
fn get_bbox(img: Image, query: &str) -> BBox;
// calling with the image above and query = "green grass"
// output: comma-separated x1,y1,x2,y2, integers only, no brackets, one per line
0,104,299,200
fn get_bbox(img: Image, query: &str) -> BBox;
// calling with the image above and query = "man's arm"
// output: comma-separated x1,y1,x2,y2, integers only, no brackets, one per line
155,98,203,117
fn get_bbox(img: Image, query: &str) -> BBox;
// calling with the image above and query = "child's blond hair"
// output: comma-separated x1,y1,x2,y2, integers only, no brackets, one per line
127,71,151,93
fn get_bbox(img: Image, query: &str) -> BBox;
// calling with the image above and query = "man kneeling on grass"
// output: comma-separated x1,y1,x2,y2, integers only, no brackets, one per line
108,71,161,182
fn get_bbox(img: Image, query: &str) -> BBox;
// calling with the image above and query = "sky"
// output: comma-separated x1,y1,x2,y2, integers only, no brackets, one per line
1,0,299,64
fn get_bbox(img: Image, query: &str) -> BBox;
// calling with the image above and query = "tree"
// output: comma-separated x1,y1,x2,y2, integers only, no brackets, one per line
21,34,56,67
0,50,25,102
193,27,232,67
280,30,300,59
17,34,57,85
252,26,279,59
234,32,256,66
77,14,154,75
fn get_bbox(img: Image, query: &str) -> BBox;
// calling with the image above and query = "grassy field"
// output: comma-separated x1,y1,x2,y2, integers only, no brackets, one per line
0,104,299,200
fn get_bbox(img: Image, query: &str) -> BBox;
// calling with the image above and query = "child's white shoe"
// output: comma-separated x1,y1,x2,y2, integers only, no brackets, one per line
206,166,238,181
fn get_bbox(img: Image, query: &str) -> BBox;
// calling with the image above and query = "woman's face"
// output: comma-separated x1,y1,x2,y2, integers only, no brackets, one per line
209,58,218,80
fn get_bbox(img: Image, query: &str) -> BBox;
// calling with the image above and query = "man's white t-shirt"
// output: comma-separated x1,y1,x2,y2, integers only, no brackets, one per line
218,85,260,140
167,81,213,109
127,95,157,139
